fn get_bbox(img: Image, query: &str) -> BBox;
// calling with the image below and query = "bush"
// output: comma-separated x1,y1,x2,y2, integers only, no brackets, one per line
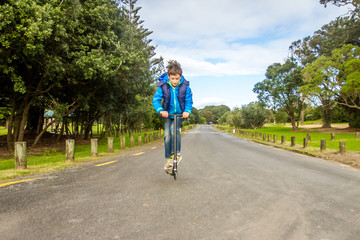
349,118,360,128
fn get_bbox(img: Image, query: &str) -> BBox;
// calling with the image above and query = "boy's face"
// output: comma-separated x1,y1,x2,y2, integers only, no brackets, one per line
168,74,181,87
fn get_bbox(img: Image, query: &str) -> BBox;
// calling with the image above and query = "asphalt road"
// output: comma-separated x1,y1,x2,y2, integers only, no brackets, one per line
1,125,360,240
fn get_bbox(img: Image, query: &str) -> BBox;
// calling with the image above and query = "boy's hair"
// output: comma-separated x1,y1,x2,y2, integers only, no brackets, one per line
167,60,182,76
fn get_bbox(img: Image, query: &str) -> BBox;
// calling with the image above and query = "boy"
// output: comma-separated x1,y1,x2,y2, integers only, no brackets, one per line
152,60,193,174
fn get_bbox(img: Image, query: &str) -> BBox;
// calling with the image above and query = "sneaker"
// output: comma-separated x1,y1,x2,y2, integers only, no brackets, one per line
164,159,173,174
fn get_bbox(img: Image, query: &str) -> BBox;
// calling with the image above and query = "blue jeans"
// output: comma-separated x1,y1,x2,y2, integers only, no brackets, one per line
164,117,182,158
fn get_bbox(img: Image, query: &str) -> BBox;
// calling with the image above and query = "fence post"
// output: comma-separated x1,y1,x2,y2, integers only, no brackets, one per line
149,133,153,142
15,142,27,169
273,135,277,143
356,132,359,140
339,141,346,154
263,134,266,141
331,133,335,141
281,136,285,144
144,133,148,144
321,139,326,151
291,137,295,147
307,134,311,142
130,135,134,147
108,137,114,153
138,135,142,146
268,134,271,142
303,138,308,148
120,136,125,150
91,138,98,157
66,139,75,162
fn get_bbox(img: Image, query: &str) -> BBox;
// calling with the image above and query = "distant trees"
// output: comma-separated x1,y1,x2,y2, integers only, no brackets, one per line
199,105,230,124
202,102,267,129
239,102,268,129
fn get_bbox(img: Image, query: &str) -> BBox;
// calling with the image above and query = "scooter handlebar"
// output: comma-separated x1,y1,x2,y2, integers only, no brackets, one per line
167,114,183,117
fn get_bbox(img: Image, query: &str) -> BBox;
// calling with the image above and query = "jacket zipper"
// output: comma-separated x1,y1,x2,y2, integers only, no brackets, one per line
172,87,177,113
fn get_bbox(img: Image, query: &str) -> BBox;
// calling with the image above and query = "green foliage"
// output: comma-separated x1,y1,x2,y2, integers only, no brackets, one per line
199,105,230,124
275,110,288,124
188,107,201,124
216,102,268,129
349,118,360,128
290,17,360,66
253,59,304,130
0,0,160,144
240,102,268,129
301,44,360,111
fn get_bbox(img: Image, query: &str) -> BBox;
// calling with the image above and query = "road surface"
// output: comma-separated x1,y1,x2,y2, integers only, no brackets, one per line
1,125,360,239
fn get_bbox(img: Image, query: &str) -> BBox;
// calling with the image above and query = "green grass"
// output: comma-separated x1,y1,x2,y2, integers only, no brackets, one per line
0,126,7,135
217,125,360,152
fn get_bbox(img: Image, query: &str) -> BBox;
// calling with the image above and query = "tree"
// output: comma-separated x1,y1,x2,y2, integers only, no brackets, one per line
188,107,201,125
253,59,304,130
1,0,158,149
320,0,359,18
289,16,360,67
289,17,360,128
199,105,230,124
300,44,360,127
240,102,268,129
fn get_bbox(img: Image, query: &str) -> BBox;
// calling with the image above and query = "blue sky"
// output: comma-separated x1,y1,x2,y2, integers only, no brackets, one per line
137,0,351,109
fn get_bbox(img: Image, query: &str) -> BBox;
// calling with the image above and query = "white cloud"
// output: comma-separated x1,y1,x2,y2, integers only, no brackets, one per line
194,97,226,109
137,0,351,77
155,37,292,77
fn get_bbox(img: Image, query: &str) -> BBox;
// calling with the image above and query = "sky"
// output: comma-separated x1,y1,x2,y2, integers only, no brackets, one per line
136,0,352,110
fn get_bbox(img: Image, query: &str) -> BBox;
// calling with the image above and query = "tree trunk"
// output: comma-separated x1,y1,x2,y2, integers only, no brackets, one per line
290,117,298,130
321,101,333,128
6,100,16,152
301,109,304,126
32,119,56,148
17,94,32,142
57,117,66,143
36,109,44,134
26,106,42,133
84,121,95,140
13,114,21,142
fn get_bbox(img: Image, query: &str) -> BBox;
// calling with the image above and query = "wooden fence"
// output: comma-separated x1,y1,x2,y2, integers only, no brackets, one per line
13,125,195,170
217,127,359,155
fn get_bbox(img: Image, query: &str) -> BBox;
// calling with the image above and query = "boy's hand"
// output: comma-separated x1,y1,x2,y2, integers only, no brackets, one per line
182,112,190,119
160,111,168,118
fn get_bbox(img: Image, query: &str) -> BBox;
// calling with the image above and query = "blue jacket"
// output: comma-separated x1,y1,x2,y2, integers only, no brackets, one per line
152,74,193,117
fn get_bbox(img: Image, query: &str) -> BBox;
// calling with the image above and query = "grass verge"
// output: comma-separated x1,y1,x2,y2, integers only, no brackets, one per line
0,131,162,181
215,125,360,169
